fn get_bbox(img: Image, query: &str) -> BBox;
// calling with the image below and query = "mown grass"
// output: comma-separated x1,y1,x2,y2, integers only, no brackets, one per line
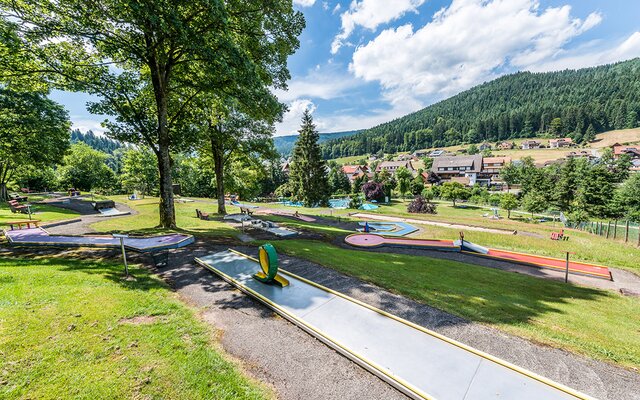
266,240,640,370
91,197,239,239
0,201,79,225
0,256,270,399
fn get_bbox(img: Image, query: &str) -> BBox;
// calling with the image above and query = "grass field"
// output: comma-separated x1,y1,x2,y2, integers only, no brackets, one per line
0,256,270,399
0,201,79,226
91,197,239,239
266,240,640,370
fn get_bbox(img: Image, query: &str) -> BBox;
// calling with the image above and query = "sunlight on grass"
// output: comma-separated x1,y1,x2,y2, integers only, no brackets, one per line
0,256,270,399
0,202,79,225
267,239,640,370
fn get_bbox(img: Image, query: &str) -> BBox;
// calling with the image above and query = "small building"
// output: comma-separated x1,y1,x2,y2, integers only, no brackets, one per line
281,161,291,175
413,150,430,158
396,153,417,161
431,155,484,186
611,143,640,159
566,150,597,160
428,149,446,157
521,140,541,150
497,141,514,150
549,138,574,148
341,165,370,183
478,143,492,151
376,160,416,176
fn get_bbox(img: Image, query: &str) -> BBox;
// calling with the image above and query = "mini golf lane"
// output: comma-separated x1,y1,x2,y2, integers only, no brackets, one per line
480,248,612,280
4,228,194,252
196,250,593,400
345,233,460,252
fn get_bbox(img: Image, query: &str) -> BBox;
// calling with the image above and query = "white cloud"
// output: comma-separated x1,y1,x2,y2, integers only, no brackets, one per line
332,3,341,14
526,31,640,72
293,0,316,7
276,99,318,136
322,1,329,11
274,67,361,102
331,0,426,54
70,117,107,135
350,0,603,107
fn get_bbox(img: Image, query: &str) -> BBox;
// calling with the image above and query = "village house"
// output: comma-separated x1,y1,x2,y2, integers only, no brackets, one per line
431,155,484,186
497,141,514,150
428,149,446,157
341,165,371,184
521,140,541,150
612,143,640,172
396,153,417,162
376,160,416,176
281,160,291,175
566,150,597,160
478,143,492,151
549,138,574,148
413,150,430,158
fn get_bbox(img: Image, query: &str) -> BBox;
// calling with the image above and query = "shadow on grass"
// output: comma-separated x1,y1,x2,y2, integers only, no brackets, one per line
271,240,611,328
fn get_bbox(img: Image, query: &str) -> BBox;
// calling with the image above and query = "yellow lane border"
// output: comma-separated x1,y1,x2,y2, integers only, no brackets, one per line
198,248,597,400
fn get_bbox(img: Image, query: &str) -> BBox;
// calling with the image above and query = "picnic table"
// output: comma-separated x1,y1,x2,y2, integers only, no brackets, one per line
3,220,40,230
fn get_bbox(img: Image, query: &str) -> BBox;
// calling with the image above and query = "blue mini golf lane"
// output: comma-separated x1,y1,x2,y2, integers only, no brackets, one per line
196,250,591,400
359,221,418,236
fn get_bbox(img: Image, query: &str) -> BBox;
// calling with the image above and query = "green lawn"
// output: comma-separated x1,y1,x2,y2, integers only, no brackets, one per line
0,201,79,226
266,240,640,370
0,256,270,399
91,197,239,239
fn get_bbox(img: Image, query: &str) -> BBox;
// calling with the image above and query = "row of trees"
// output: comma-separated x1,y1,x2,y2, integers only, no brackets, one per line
322,59,640,158
0,0,305,227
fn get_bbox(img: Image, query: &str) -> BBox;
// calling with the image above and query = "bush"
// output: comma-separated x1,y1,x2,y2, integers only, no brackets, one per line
407,195,437,214
349,195,363,209
362,181,385,202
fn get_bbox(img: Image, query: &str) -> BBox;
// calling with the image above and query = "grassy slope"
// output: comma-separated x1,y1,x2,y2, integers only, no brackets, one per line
0,256,269,399
267,240,640,370
329,128,640,164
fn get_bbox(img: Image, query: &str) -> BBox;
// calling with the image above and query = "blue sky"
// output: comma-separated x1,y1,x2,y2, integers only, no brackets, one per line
52,0,640,137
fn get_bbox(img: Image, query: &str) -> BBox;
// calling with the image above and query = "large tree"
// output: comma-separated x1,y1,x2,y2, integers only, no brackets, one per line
57,143,116,191
289,110,329,206
0,0,304,228
0,88,69,200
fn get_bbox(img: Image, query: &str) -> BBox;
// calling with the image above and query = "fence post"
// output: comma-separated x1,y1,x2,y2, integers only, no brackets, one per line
606,221,611,239
625,220,630,243
637,225,640,247
613,220,618,239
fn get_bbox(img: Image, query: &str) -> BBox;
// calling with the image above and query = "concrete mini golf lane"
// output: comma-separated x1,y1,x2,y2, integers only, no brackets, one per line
4,228,194,252
197,250,592,400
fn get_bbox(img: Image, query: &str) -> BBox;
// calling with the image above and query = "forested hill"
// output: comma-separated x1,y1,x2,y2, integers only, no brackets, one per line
274,130,360,155
322,58,640,158
70,130,126,154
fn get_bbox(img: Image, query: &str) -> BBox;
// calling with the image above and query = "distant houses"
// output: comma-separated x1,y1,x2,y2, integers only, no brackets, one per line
549,138,574,148
521,140,541,150
612,143,640,172
478,143,492,151
497,141,514,150
376,160,416,175
431,155,483,186
341,165,371,184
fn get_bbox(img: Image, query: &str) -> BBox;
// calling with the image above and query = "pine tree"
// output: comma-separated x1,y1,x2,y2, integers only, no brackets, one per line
289,110,330,206
583,124,596,143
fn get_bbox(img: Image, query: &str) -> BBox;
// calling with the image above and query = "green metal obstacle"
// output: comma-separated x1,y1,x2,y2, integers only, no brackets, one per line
254,243,289,287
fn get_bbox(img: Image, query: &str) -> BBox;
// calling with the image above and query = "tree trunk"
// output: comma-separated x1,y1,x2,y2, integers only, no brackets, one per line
0,182,7,201
157,146,176,229
211,136,226,214
507,209,511,219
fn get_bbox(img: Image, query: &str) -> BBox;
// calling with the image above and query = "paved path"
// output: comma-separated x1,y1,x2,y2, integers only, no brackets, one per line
163,240,639,400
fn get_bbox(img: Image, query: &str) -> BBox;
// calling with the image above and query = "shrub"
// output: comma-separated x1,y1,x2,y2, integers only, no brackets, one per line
349,195,363,209
407,195,437,214
362,181,385,202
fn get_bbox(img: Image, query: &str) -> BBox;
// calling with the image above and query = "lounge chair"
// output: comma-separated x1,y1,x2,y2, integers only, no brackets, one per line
196,209,210,220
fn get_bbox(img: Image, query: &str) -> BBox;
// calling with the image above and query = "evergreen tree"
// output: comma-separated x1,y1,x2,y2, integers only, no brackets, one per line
289,110,330,206
583,124,596,143
575,165,615,218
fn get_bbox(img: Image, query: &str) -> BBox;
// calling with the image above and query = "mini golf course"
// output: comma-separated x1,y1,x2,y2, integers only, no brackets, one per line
345,234,612,280
3,228,194,252
196,248,592,400
358,221,419,236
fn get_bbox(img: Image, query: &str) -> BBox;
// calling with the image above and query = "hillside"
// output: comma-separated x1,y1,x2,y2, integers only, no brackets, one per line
70,129,127,154
322,58,640,158
275,130,360,155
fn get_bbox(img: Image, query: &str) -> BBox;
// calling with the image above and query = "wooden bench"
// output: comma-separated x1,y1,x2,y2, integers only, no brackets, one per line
196,209,210,220
550,229,569,241
7,200,28,214
9,194,28,202
239,206,254,216
3,220,40,230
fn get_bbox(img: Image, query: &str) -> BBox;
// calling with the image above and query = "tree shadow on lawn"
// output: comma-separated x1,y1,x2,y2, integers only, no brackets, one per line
274,242,612,329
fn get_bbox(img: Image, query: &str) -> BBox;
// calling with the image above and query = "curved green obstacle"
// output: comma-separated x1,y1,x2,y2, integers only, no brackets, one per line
253,244,289,287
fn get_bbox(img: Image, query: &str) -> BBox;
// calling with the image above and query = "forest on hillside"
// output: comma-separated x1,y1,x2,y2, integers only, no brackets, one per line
274,129,360,155
322,58,640,158
70,130,126,154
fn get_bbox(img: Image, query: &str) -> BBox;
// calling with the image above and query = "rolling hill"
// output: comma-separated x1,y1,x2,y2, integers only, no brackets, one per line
274,130,360,155
322,58,640,159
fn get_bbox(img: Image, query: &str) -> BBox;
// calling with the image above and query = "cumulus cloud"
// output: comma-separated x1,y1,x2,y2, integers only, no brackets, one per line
274,68,361,103
350,0,603,107
331,0,426,54
527,31,640,72
293,0,316,7
70,117,107,135
275,99,318,136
